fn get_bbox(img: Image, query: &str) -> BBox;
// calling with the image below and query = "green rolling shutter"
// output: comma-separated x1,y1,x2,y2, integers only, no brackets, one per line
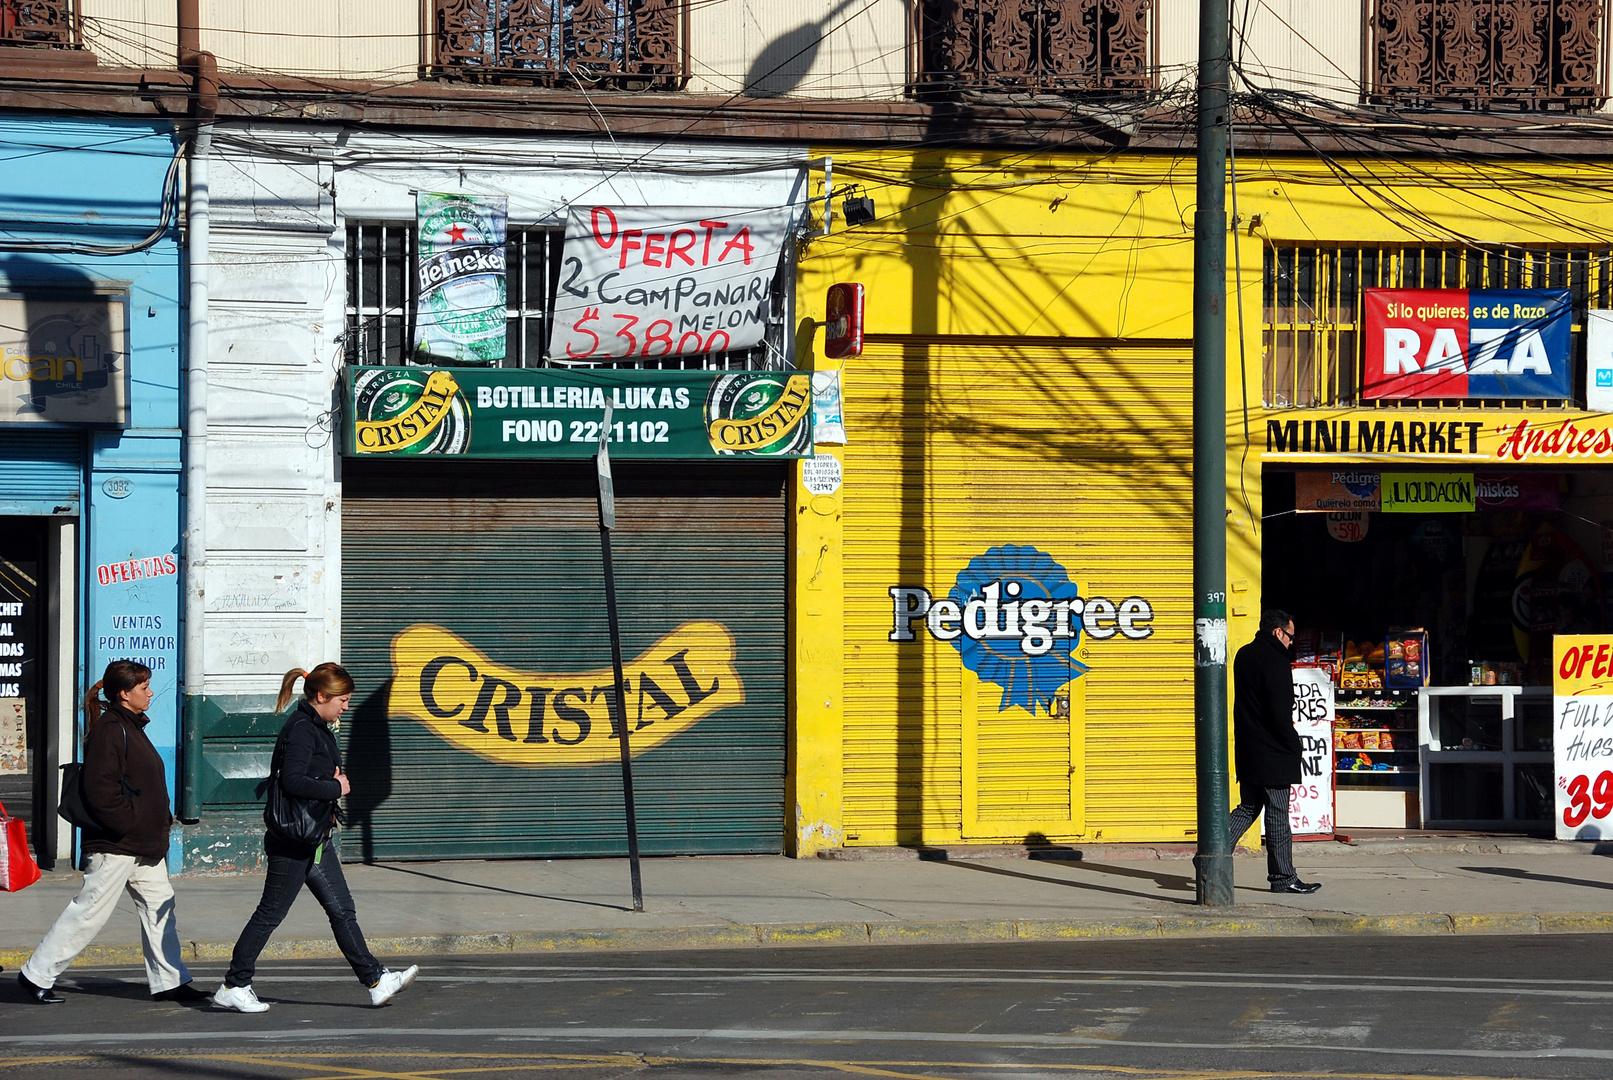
339,458,787,860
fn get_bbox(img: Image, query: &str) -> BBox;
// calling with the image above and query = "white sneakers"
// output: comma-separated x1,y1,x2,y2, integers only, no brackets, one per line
212,984,270,1013
367,965,418,1007
211,965,418,1012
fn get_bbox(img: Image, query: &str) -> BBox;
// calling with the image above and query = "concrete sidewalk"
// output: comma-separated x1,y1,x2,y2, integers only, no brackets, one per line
5,838,1613,970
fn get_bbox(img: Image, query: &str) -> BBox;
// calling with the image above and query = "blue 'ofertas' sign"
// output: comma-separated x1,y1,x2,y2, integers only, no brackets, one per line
888,544,1156,714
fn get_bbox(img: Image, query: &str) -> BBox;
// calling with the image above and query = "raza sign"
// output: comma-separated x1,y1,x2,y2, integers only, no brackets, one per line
343,366,813,459
1363,288,1571,399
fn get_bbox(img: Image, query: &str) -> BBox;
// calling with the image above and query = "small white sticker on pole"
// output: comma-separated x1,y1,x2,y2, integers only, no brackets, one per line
597,403,615,531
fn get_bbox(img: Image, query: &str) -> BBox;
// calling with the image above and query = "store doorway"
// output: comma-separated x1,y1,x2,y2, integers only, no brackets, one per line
1262,469,1613,831
0,517,46,861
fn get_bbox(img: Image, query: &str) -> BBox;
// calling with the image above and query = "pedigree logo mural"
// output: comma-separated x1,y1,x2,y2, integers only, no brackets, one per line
889,544,1156,714
389,622,744,766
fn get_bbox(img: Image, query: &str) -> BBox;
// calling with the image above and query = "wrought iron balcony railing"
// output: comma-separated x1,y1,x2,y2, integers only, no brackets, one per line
1369,0,1609,110
435,0,687,88
1,0,74,48
914,0,1156,95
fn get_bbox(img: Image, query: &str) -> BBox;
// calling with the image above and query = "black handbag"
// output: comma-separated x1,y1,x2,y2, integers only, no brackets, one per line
58,723,137,832
263,719,336,847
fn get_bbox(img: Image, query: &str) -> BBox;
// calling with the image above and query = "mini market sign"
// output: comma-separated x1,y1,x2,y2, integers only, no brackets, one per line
342,366,813,459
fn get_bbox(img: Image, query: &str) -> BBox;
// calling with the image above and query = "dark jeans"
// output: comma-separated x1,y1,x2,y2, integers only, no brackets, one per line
1228,783,1298,884
225,834,384,988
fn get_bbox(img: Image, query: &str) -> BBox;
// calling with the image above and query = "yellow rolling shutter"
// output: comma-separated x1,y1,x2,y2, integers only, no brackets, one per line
840,338,1196,846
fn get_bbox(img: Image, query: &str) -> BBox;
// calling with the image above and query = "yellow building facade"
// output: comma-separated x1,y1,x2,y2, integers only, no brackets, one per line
789,148,1613,853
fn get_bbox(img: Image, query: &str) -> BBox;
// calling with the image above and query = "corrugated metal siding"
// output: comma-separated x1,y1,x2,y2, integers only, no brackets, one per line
340,458,787,860
200,0,418,80
79,0,179,70
0,432,82,512
840,339,1195,846
687,0,909,99
1155,0,1360,103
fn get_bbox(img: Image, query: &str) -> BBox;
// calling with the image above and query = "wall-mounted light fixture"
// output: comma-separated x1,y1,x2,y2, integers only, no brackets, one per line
842,185,877,227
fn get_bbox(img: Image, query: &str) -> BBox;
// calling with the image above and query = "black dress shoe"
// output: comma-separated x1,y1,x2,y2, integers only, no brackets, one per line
1272,879,1322,894
18,972,65,1004
152,982,212,1003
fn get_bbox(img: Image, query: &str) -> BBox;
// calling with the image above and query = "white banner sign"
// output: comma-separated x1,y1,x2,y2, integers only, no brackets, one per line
547,205,791,362
1590,312,1613,413
1265,667,1335,839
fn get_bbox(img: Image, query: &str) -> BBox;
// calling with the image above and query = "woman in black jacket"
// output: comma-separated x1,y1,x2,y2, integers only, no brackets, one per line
18,660,210,1005
212,663,418,1013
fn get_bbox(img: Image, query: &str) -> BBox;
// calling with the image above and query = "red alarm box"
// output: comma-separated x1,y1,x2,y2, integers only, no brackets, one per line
824,282,865,359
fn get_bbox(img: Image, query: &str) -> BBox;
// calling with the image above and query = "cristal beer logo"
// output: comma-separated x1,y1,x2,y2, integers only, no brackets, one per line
889,544,1155,713
704,372,812,456
351,367,470,455
389,622,744,766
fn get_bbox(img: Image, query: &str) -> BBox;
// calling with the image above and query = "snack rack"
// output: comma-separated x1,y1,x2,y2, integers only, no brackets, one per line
1334,688,1419,780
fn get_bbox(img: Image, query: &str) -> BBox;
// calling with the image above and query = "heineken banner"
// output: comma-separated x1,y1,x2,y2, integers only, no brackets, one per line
547,205,793,363
344,366,813,459
414,192,508,363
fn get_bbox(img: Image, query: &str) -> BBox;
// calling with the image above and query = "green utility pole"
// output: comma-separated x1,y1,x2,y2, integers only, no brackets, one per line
1193,0,1234,907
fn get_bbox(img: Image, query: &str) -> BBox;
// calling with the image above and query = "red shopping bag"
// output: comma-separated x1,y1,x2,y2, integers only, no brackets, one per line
0,798,41,891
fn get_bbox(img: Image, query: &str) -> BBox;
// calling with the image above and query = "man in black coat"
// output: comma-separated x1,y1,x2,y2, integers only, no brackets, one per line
1229,609,1321,894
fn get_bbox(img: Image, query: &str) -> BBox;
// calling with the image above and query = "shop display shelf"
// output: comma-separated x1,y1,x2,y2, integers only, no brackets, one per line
1336,726,1412,732
1337,767,1416,774
1337,703,1412,711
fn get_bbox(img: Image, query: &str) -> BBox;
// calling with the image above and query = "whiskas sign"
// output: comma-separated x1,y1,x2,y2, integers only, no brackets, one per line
1364,288,1571,400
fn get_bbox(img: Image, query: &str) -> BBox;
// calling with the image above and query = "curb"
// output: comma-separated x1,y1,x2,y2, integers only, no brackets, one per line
9,911,1613,971
821,839,1601,861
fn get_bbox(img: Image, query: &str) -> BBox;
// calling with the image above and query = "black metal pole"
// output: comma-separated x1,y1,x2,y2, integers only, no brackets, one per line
599,524,644,912
1193,0,1235,907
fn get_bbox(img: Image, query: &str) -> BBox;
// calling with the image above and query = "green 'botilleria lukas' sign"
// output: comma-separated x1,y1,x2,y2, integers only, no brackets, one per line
342,366,814,460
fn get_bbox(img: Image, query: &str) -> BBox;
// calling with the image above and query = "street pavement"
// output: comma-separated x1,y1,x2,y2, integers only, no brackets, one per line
5,836,1613,972
6,935,1613,1078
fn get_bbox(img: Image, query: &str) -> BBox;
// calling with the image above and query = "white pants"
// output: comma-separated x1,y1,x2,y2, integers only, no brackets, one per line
21,853,192,994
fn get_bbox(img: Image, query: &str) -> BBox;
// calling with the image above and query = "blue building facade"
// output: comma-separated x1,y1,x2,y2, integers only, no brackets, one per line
0,116,183,868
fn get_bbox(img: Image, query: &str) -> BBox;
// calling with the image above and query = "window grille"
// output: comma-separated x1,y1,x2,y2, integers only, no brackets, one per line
343,222,789,371
913,0,1157,95
1368,0,1609,111
1262,244,1613,408
1,0,73,47
434,0,687,89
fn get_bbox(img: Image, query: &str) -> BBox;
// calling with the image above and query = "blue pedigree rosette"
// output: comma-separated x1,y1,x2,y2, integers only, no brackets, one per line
948,544,1089,714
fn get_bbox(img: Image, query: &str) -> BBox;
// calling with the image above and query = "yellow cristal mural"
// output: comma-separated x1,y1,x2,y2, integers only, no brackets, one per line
389,622,744,766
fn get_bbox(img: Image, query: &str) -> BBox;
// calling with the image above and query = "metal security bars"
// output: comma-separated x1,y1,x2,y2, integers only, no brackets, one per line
1262,245,1613,408
913,0,1157,94
1369,0,1609,111
343,222,788,370
1,0,74,47
434,0,688,88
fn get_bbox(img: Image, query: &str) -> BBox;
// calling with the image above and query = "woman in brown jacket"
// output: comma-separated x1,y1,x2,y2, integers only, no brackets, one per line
16,660,209,1005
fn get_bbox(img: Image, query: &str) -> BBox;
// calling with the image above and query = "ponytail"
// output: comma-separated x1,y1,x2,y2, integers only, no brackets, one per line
83,680,106,728
275,668,308,712
277,662,356,711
